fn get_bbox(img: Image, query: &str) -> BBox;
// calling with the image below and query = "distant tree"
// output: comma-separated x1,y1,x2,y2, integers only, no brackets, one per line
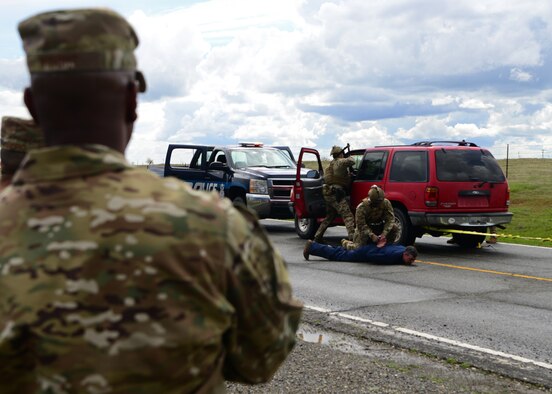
146,158,154,167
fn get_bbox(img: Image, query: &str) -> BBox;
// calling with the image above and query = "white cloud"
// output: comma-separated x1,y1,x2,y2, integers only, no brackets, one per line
458,98,494,110
530,103,552,130
396,116,496,140
339,123,400,149
2,0,552,163
509,67,534,82
432,96,457,106
0,88,28,119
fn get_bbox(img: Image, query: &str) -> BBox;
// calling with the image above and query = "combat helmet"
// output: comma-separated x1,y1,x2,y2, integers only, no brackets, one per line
330,145,343,156
368,185,385,203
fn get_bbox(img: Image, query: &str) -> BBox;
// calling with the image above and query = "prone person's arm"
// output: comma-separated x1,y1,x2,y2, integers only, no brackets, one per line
222,204,303,383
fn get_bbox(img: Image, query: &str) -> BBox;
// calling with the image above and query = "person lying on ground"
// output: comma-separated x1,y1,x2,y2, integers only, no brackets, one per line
303,239,417,265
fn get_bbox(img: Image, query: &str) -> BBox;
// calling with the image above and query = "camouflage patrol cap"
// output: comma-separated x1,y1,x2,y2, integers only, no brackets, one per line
368,185,385,203
18,8,146,91
330,145,343,156
1,116,43,153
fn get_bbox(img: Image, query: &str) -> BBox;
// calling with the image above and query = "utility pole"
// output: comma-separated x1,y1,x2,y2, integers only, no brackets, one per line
506,144,509,178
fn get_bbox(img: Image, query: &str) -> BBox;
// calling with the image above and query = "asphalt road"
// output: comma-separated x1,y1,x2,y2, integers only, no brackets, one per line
261,219,552,387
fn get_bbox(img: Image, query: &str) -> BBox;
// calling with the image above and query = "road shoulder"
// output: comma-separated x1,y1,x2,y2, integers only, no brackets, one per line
227,309,551,393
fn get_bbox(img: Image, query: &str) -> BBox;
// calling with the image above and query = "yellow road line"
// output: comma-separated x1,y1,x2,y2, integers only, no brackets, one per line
417,260,552,283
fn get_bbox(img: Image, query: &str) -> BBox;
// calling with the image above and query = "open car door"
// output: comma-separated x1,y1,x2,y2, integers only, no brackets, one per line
291,148,325,239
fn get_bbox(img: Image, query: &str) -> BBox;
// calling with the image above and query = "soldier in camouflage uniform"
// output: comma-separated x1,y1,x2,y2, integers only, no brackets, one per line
343,185,399,250
0,8,302,393
0,116,43,190
313,145,355,243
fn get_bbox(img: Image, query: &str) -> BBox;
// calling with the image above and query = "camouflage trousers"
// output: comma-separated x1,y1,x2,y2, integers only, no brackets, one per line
343,223,399,250
314,186,355,242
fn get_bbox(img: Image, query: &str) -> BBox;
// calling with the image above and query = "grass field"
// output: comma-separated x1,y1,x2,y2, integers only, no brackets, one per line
497,158,552,247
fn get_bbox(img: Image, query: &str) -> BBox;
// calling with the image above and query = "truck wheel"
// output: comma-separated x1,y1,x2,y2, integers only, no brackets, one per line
231,195,246,207
294,215,319,239
393,207,416,246
454,227,486,248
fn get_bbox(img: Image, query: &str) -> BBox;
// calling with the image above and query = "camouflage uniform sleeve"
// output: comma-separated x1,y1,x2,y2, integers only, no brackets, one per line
355,201,373,243
337,157,355,170
381,199,395,237
222,203,303,383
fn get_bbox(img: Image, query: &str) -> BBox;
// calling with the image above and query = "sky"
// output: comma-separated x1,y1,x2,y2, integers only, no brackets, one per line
1,0,552,163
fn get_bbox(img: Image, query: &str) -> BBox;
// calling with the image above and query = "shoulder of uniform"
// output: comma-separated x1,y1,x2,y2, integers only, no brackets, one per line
152,175,232,215
232,203,259,223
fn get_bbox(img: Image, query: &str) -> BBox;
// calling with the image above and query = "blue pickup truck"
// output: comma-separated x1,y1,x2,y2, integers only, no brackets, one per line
149,142,307,219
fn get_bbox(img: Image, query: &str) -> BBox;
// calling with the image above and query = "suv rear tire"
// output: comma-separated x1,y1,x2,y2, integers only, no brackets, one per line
295,215,319,239
393,207,416,246
454,227,486,248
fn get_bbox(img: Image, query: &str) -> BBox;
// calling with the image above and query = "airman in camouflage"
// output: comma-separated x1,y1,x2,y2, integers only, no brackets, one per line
313,145,355,243
0,8,302,393
0,116,43,190
343,185,399,250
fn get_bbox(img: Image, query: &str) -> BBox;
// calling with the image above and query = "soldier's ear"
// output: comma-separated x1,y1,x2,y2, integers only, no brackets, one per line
23,87,39,125
125,81,138,123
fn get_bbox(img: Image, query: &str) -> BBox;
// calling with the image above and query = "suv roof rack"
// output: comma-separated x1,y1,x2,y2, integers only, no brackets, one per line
411,140,478,147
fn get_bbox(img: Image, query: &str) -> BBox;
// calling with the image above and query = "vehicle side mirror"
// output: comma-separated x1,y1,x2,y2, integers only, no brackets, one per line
209,162,227,170
306,169,320,178
301,163,306,168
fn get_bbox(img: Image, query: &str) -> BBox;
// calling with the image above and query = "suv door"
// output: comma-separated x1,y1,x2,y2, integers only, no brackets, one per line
385,150,429,208
292,148,325,238
292,147,363,239
293,148,325,217
434,148,508,211
205,149,231,196
352,148,427,245
164,144,213,184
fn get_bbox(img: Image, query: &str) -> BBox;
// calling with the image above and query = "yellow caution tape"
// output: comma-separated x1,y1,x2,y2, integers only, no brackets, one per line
423,227,552,243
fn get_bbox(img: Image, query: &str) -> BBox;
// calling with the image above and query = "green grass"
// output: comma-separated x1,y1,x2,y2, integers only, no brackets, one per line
445,357,472,369
497,159,552,247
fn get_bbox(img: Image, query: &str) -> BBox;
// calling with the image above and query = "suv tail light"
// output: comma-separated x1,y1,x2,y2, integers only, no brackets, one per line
425,186,439,207
506,187,510,207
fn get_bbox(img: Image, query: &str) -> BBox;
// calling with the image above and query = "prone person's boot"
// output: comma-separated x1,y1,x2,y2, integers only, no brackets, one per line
303,240,313,260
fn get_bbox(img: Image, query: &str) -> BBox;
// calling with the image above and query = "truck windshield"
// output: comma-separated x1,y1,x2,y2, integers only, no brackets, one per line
229,148,296,169
435,149,506,182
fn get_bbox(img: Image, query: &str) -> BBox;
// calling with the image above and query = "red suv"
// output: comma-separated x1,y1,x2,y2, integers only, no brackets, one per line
290,141,513,247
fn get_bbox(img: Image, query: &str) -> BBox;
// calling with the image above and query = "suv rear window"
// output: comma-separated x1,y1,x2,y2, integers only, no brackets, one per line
436,149,505,182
